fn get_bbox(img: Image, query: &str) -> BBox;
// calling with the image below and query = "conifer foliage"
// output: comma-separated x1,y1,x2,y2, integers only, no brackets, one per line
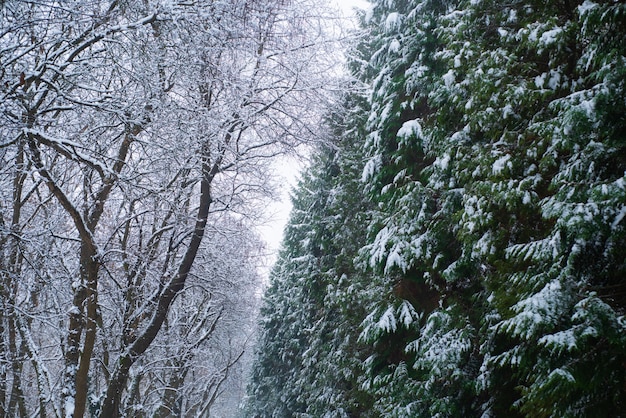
248,0,626,416
246,95,376,417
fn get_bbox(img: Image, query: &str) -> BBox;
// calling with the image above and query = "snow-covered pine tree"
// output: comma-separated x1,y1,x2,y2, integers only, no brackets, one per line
245,94,375,417
358,0,484,415
360,0,626,416
248,0,626,416
450,1,626,415
245,173,323,416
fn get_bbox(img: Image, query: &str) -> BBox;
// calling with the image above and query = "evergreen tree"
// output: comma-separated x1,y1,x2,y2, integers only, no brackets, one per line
360,0,626,416
247,0,626,416
245,94,375,417
357,0,484,416
455,1,626,415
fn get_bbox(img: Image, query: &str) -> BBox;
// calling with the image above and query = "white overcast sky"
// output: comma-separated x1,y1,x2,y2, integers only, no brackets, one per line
335,0,370,16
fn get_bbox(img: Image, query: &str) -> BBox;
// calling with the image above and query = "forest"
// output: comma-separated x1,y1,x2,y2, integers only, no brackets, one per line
1,0,625,417
247,0,626,417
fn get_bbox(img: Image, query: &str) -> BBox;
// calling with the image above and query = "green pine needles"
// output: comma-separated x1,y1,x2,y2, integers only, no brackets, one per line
246,0,626,417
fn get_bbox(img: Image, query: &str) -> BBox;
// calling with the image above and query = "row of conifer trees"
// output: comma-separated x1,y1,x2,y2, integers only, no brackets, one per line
246,0,626,416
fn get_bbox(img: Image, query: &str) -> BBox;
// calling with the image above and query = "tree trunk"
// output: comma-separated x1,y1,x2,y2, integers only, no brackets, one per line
72,244,100,418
